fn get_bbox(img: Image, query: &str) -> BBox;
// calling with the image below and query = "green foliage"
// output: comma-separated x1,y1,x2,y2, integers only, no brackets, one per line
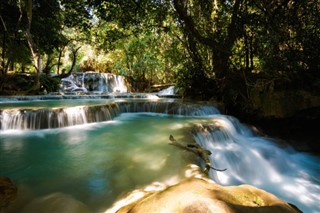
247,0,319,75
31,0,65,54
60,0,93,30
175,62,216,99
1,0,319,98
39,74,61,93
172,0,319,102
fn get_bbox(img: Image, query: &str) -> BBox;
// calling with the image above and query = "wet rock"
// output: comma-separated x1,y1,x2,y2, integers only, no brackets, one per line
0,176,18,209
110,178,301,213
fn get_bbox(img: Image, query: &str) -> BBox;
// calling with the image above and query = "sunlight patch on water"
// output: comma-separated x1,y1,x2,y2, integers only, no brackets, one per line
1,138,24,151
131,151,169,171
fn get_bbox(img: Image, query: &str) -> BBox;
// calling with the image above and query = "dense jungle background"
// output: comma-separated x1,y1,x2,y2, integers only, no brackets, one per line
1,0,320,150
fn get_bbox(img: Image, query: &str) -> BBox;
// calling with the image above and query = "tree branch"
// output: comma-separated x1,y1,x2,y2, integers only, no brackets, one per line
169,135,226,173
172,0,216,47
226,0,245,50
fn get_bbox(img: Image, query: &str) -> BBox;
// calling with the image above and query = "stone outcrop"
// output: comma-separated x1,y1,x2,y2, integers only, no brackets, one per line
107,172,301,213
249,87,320,119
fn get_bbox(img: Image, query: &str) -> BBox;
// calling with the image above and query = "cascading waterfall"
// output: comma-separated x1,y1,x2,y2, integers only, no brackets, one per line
157,86,175,96
100,73,127,93
60,72,128,94
0,105,121,130
192,116,320,213
0,101,220,130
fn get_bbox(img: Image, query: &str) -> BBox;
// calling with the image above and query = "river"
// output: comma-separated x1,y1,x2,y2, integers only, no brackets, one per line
0,97,319,212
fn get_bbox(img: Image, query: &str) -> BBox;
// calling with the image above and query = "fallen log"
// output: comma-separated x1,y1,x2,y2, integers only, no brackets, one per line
168,135,226,173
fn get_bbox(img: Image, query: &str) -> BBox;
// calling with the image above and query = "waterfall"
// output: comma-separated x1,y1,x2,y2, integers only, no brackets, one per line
0,104,121,130
60,72,128,94
157,86,175,96
101,73,128,93
192,116,320,213
0,101,220,130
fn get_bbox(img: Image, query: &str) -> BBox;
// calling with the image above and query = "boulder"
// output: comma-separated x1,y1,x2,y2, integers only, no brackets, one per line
109,177,301,213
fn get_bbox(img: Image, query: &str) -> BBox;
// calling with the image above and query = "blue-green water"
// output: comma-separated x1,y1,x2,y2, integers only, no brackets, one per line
0,112,200,212
1,99,320,213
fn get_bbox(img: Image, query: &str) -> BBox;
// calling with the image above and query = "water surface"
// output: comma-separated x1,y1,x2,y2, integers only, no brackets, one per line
1,99,320,213
1,113,200,212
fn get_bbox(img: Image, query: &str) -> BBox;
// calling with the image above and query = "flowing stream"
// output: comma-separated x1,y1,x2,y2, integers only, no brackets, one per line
0,98,319,212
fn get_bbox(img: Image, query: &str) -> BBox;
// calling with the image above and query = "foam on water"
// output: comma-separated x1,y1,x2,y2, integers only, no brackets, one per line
193,116,320,212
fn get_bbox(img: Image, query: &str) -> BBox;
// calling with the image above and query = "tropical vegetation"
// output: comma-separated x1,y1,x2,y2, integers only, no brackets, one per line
0,0,319,108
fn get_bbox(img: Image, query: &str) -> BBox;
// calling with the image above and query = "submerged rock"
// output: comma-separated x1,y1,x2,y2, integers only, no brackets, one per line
22,192,92,213
109,177,301,213
0,176,17,209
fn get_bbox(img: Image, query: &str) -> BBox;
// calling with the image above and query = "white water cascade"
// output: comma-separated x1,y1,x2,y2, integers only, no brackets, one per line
0,101,220,130
157,86,176,96
192,116,320,213
60,72,128,94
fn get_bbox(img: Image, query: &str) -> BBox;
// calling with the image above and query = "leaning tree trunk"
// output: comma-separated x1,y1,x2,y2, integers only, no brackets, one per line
57,47,64,75
67,46,81,75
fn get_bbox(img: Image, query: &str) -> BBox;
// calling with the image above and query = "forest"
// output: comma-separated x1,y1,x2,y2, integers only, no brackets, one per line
0,0,319,117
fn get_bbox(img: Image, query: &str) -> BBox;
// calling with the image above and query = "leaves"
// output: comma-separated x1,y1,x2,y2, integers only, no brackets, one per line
0,0,318,97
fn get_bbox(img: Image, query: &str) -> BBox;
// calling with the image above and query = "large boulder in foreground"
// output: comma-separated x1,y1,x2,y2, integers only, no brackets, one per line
109,177,301,213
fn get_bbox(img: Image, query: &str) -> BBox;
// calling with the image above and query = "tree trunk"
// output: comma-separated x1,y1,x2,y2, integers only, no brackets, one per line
25,0,40,92
212,50,230,79
1,15,7,76
57,47,64,75
244,31,250,71
173,0,244,80
67,46,81,75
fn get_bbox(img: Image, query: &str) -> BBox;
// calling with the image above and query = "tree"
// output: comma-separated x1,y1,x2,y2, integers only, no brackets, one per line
0,1,31,76
1,0,319,98
172,0,245,79
89,1,186,89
